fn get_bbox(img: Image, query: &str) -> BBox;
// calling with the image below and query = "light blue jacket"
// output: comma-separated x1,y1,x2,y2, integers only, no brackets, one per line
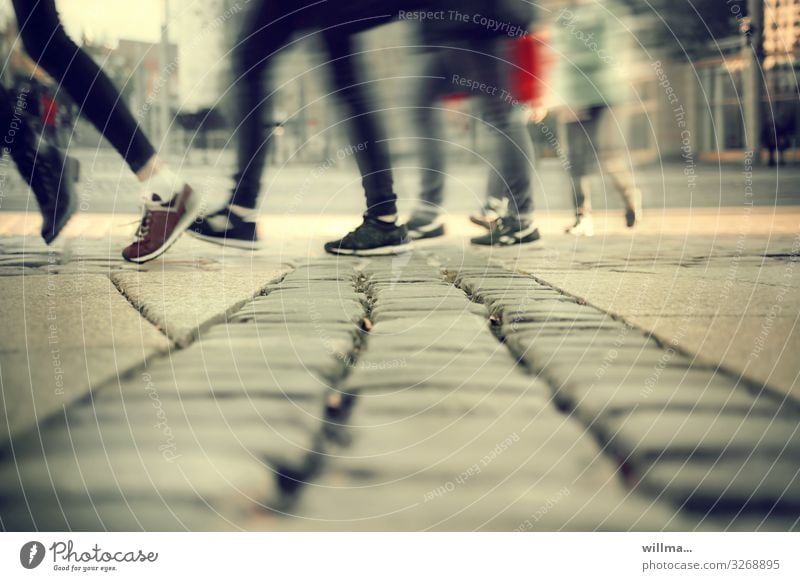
551,1,630,110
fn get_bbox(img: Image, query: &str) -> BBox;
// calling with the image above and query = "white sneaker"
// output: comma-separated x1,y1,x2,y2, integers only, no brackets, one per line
566,214,594,237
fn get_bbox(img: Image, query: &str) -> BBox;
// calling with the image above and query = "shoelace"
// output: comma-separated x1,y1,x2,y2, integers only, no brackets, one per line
134,211,152,241
132,194,162,241
341,226,362,244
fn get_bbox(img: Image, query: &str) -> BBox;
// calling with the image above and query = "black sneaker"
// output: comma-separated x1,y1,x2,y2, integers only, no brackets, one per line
623,188,642,228
188,205,260,249
471,216,540,246
324,215,411,256
406,212,445,240
3,91,76,244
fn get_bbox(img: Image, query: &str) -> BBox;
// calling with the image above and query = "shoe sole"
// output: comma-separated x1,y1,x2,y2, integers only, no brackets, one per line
125,187,205,264
408,225,446,241
186,229,262,250
325,242,413,256
472,228,541,246
469,215,496,230
625,209,636,228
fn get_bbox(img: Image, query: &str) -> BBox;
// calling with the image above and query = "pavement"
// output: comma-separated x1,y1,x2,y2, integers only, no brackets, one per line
0,152,799,531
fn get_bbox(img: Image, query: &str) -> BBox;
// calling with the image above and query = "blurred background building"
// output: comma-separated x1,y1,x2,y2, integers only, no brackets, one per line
618,0,799,164
0,0,797,166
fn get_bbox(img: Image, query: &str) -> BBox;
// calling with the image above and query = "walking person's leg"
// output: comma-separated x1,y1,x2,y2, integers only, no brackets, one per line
406,51,451,240
596,107,641,227
189,0,297,248
0,82,76,243
468,38,538,246
564,107,601,236
12,0,204,262
320,30,409,255
322,31,397,220
602,154,641,227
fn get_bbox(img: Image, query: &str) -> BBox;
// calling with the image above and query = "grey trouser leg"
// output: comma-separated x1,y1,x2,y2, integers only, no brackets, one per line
414,52,450,214
414,37,534,218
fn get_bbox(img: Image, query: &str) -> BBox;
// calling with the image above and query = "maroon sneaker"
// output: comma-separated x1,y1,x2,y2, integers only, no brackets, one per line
122,184,203,263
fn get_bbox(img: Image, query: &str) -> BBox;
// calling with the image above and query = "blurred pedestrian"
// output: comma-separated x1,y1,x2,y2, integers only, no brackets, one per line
12,0,204,262
469,29,553,231
762,101,796,167
405,0,541,246
0,82,76,244
190,0,421,256
551,0,642,237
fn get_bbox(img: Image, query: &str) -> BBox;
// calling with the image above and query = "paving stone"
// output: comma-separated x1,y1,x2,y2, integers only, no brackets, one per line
372,296,473,312
696,513,800,532
557,382,780,422
0,275,170,444
165,343,341,373
230,299,363,325
599,411,800,461
501,308,613,324
371,303,487,321
194,338,352,370
635,456,800,512
0,497,244,531
275,476,687,531
202,325,356,344
350,387,553,419
111,267,290,345
505,332,657,356
0,448,272,503
368,315,488,337
345,362,540,393
361,333,499,355
357,349,517,370
132,364,335,399
89,390,326,423
370,285,457,298
530,344,693,366
551,367,745,397
340,407,611,473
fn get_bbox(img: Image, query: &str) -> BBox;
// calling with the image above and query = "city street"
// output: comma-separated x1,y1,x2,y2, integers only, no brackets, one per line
0,150,798,531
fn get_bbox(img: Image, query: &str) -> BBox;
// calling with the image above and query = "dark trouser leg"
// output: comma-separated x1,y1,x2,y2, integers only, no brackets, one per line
230,0,296,209
565,108,602,215
593,108,638,207
13,0,156,173
469,38,533,218
414,52,450,215
322,31,396,217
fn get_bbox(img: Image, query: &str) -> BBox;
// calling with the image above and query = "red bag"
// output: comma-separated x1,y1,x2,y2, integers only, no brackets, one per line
512,33,551,103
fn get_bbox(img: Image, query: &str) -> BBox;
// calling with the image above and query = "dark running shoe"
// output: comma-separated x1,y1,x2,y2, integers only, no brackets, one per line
406,212,445,240
122,185,204,263
325,215,411,256
188,205,260,249
5,108,76,244
471,216,540,246
623,188,642,228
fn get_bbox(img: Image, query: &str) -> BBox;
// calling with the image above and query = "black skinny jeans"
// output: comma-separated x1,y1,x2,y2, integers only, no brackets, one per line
13,0,156,173
232,0,397,216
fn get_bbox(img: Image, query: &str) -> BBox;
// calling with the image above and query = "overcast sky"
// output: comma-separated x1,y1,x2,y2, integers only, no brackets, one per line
58,0,164,44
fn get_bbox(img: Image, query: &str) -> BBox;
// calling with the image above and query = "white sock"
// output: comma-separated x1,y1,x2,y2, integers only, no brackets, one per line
229,204,258,221
143,166,183,200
